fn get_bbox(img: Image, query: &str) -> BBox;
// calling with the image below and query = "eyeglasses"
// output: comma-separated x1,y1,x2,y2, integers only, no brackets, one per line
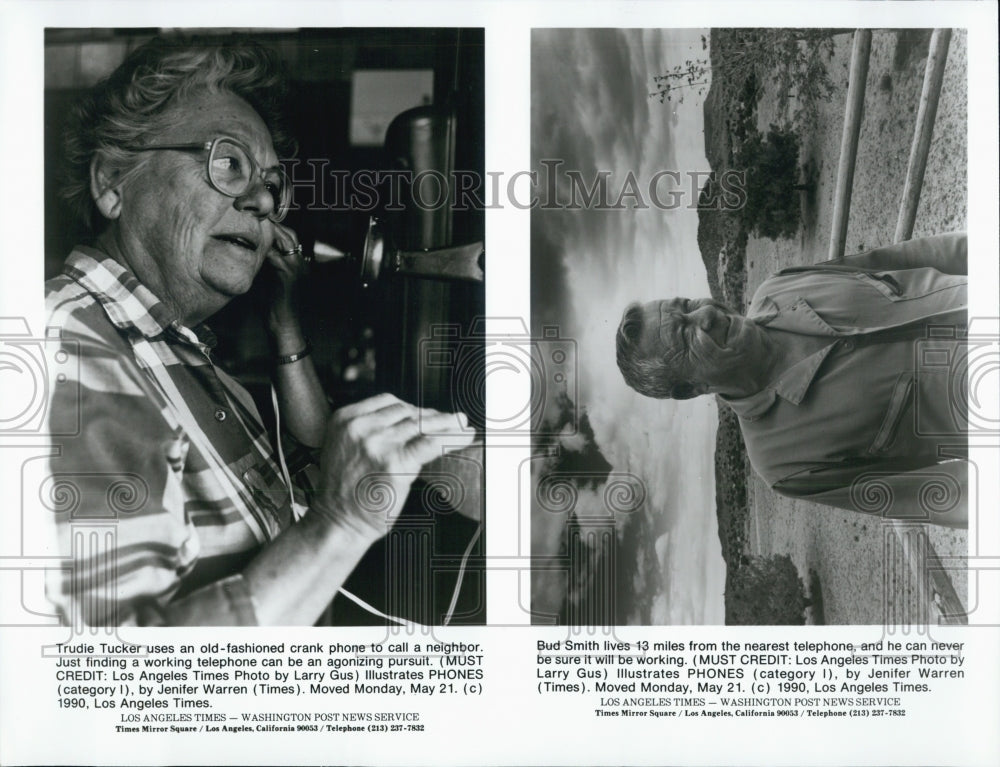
126,136,291,223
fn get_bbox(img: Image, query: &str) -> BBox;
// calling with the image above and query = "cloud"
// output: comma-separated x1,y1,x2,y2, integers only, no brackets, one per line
532,28,725,624
558,422,588,453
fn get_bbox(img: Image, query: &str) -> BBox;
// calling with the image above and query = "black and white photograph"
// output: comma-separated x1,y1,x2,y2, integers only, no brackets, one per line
531,27,973,626
0,3,998,767
39,27,485,626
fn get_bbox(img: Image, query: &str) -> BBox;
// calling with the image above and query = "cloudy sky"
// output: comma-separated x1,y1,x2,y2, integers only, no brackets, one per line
531,28,725,624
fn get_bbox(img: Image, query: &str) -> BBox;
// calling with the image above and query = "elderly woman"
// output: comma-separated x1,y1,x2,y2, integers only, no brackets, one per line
45,38,471,626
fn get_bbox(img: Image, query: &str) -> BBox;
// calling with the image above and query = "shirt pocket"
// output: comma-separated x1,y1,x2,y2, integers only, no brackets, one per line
854,270,966,302
867,373,914,454
853,272,904,300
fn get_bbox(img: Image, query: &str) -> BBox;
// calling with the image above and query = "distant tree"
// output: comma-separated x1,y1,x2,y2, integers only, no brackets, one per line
726,554,807,625
736,124,809,240
649,35,711,105
651,29,838,124
649,34,709,105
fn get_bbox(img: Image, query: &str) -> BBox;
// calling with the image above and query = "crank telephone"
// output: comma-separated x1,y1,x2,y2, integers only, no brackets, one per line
358,215,484,286
325,105,485,626
356,103,484,285
362,104,485,415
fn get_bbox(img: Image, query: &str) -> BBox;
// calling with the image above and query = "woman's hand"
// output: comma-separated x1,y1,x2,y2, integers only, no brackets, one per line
310,394,474,542
264,222,329,447
264,222,311,346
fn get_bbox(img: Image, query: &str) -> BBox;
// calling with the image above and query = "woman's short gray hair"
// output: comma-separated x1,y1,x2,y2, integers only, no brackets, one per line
61,36,296,230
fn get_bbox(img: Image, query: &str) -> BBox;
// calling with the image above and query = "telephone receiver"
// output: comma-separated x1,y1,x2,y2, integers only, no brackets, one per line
358,215,484,286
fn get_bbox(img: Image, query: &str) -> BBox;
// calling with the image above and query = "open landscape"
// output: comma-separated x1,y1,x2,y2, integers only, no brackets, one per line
698,28,968,624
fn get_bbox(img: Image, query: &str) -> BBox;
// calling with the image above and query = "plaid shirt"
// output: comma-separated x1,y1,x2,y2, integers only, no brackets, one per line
45,247,312,626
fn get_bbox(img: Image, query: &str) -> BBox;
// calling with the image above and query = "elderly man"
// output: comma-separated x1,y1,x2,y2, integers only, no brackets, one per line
616,233,968,527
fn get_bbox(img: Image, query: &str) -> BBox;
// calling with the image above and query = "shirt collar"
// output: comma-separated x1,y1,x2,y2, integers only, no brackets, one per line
720,341,837,421
63,246,216,349
749,295,843,336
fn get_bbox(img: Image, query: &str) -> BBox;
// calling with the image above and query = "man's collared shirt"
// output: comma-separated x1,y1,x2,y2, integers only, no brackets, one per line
44,247,310,626
722,249,967,504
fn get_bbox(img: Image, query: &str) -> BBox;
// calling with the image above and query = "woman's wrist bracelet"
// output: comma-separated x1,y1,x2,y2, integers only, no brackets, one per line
276,342,312,365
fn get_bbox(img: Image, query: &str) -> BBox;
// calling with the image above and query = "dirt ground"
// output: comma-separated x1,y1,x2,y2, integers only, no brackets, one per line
744,29,968,624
